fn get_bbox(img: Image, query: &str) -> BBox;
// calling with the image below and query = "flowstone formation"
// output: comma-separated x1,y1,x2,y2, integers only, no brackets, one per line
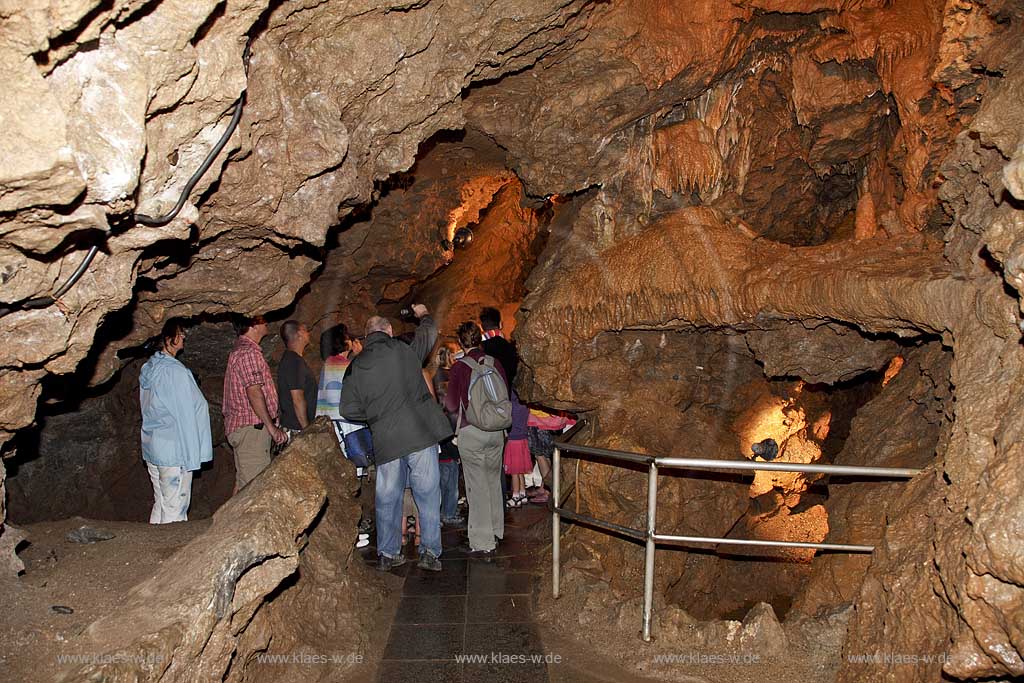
514,2,1024,675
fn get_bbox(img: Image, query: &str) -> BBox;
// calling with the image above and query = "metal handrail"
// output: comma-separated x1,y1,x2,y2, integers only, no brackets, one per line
550,421,921,641
656,457,921,478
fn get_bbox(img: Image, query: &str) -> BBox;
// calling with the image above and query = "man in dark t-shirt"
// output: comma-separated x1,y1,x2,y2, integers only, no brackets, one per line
479,306,518,389
479,306,519,503
276,320,317,432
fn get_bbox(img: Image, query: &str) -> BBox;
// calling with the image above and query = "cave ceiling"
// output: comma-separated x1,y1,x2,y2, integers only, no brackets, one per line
0,0,1016,434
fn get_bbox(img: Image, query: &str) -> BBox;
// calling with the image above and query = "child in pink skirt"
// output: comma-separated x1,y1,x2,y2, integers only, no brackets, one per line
504,395,532,507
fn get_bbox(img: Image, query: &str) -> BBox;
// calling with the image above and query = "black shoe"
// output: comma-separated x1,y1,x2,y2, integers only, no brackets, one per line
417,551,442,572
377,554,408,572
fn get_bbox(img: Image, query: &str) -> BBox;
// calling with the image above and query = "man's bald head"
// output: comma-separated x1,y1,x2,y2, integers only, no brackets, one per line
366,315,393,337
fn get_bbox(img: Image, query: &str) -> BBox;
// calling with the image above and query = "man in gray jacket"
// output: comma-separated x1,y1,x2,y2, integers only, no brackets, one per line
341,304,452,571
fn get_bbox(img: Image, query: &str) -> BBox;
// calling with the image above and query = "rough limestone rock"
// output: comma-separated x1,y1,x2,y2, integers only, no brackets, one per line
514,7,1024,678
1,0,1024,680
744,322,901,384
739,602,788,657
0,0,597,450
0,447,26,576
0,521,26,576
57,421,387,682
292,131,527,339
467,0,969,245
0,49,84,214
792,344,950,617
408,181,546,338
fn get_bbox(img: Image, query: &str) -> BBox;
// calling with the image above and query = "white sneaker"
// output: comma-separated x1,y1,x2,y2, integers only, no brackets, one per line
358,533,370,540
355,537,370,548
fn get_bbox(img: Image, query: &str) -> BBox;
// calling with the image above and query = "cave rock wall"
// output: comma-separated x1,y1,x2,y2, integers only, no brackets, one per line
0,0,597,450
516,13,1024,676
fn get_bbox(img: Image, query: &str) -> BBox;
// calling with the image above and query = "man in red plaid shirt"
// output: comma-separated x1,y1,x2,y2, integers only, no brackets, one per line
223,314,286,491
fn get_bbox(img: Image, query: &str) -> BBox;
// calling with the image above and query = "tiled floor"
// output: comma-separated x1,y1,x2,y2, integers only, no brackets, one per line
364,503,552,683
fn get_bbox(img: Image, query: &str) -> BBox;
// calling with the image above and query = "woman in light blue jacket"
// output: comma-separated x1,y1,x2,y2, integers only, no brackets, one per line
139,319,212,523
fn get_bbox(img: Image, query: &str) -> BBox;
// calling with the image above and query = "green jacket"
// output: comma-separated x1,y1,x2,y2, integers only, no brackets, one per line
340,316,453,465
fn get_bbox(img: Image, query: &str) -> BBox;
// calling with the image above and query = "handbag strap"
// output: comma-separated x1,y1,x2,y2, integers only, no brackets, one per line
456,356,474,434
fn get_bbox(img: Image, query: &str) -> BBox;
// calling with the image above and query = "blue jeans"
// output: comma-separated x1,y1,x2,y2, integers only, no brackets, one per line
439,460,460,521
375,445,442,559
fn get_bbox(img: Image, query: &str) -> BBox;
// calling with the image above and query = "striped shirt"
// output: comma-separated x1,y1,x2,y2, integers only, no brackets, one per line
316,354,350,419
316,354,365,449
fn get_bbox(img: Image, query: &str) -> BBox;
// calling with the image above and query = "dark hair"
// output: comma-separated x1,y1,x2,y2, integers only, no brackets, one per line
231,313,264,337
319,324,350,360
457,321,482,349
281,319,303,345
159,318,185,350
479,306,501,331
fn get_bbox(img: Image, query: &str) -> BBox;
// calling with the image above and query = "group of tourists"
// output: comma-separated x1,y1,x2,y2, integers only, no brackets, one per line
334,305,570,571
137,305,572,574
138,314,302,523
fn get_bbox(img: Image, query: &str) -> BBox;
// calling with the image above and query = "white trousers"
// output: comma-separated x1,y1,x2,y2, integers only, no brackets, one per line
147,463,193,524
524,462,543,488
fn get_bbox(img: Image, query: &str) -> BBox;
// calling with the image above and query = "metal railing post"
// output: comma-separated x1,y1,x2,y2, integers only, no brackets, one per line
642,461,658,642
553,446,561,599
